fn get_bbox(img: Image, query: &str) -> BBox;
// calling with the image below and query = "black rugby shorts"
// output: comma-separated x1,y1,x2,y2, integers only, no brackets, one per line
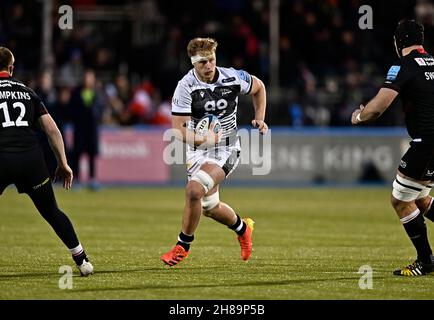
398,141,434,181
0,147,50,195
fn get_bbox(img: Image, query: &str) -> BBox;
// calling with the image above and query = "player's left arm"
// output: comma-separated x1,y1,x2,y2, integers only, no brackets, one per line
39,114,73,189
351,88,398,125
249,75,268,134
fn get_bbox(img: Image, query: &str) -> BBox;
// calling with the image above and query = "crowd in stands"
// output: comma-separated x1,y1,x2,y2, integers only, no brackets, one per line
1,0,434,128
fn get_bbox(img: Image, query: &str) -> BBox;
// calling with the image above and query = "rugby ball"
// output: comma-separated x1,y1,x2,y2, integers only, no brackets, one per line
195,115,221,136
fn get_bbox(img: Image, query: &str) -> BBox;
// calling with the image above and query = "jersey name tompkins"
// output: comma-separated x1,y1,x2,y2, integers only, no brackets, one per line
171,67,253,145
0,76,48,152
382,49,434,143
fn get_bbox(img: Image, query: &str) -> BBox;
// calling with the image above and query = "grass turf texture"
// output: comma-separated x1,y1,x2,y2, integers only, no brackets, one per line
0,187,433,300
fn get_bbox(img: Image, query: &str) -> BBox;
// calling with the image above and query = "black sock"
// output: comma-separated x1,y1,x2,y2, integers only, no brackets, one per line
72,251,88,266
229,215,246,236
177,232,194,251
402,210,433,264
424,197,434,222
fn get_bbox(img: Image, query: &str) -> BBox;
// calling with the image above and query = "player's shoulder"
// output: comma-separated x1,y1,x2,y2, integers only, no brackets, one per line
0,77,38,96
400,54,418,67
217,66,236,75
176,69,197,89
405,51,434,69
179,69,197,84
17,77,37,91
385,56,414,78
400,50,434,68
0,76,26,88
218,66,250,81
384,53,428,84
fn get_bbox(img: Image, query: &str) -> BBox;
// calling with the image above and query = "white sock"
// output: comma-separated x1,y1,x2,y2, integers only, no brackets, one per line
69,243,84,256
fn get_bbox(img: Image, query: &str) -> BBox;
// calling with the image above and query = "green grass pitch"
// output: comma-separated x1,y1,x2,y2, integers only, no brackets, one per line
0,186,433,300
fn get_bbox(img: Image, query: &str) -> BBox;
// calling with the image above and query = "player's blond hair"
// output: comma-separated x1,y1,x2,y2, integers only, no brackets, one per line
187,38,218,58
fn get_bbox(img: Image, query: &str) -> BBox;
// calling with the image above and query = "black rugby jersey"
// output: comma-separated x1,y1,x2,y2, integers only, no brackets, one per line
382,48,434,142
0,73,48,152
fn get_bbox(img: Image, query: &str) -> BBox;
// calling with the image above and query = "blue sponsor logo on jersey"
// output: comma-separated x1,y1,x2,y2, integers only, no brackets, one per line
386,65,401,81
236,70,250,83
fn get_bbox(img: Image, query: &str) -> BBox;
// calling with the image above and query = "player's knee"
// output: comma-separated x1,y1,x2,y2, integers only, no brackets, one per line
390,195,407,211
202,191,220,215
415,194,432,212
186,182,205,201
190,170,215,194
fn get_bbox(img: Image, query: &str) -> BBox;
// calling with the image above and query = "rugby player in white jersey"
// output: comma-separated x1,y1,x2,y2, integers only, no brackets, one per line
161,38,268,266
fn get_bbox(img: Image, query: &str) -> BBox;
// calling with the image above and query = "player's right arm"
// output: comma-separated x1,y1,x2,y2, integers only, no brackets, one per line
351,88,398,124
38,114,73,189
172,115,220,147
171,79,220,147
352,61,414,125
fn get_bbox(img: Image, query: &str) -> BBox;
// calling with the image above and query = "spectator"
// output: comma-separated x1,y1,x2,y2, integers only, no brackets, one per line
123,80,154,125
69,69,104,189
35,71,67,178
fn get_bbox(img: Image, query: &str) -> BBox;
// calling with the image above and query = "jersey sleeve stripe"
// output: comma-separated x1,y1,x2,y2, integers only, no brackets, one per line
382,83,400,92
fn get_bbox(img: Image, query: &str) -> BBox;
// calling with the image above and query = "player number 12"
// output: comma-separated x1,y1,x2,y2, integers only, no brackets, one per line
0,101,28,127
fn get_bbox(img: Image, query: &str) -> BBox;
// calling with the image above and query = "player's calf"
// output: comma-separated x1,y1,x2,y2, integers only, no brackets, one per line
186,181,206,202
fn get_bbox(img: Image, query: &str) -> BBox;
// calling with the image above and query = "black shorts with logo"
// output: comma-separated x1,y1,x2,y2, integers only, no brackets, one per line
399,141,434,181
0,147,50,195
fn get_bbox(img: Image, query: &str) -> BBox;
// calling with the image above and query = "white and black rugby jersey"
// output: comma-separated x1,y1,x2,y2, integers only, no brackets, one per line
171,66,253,146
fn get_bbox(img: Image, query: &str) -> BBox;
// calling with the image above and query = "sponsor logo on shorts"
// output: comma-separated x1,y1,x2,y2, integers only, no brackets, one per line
400,160,407,168
32,177,50,190
427,170,434,177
